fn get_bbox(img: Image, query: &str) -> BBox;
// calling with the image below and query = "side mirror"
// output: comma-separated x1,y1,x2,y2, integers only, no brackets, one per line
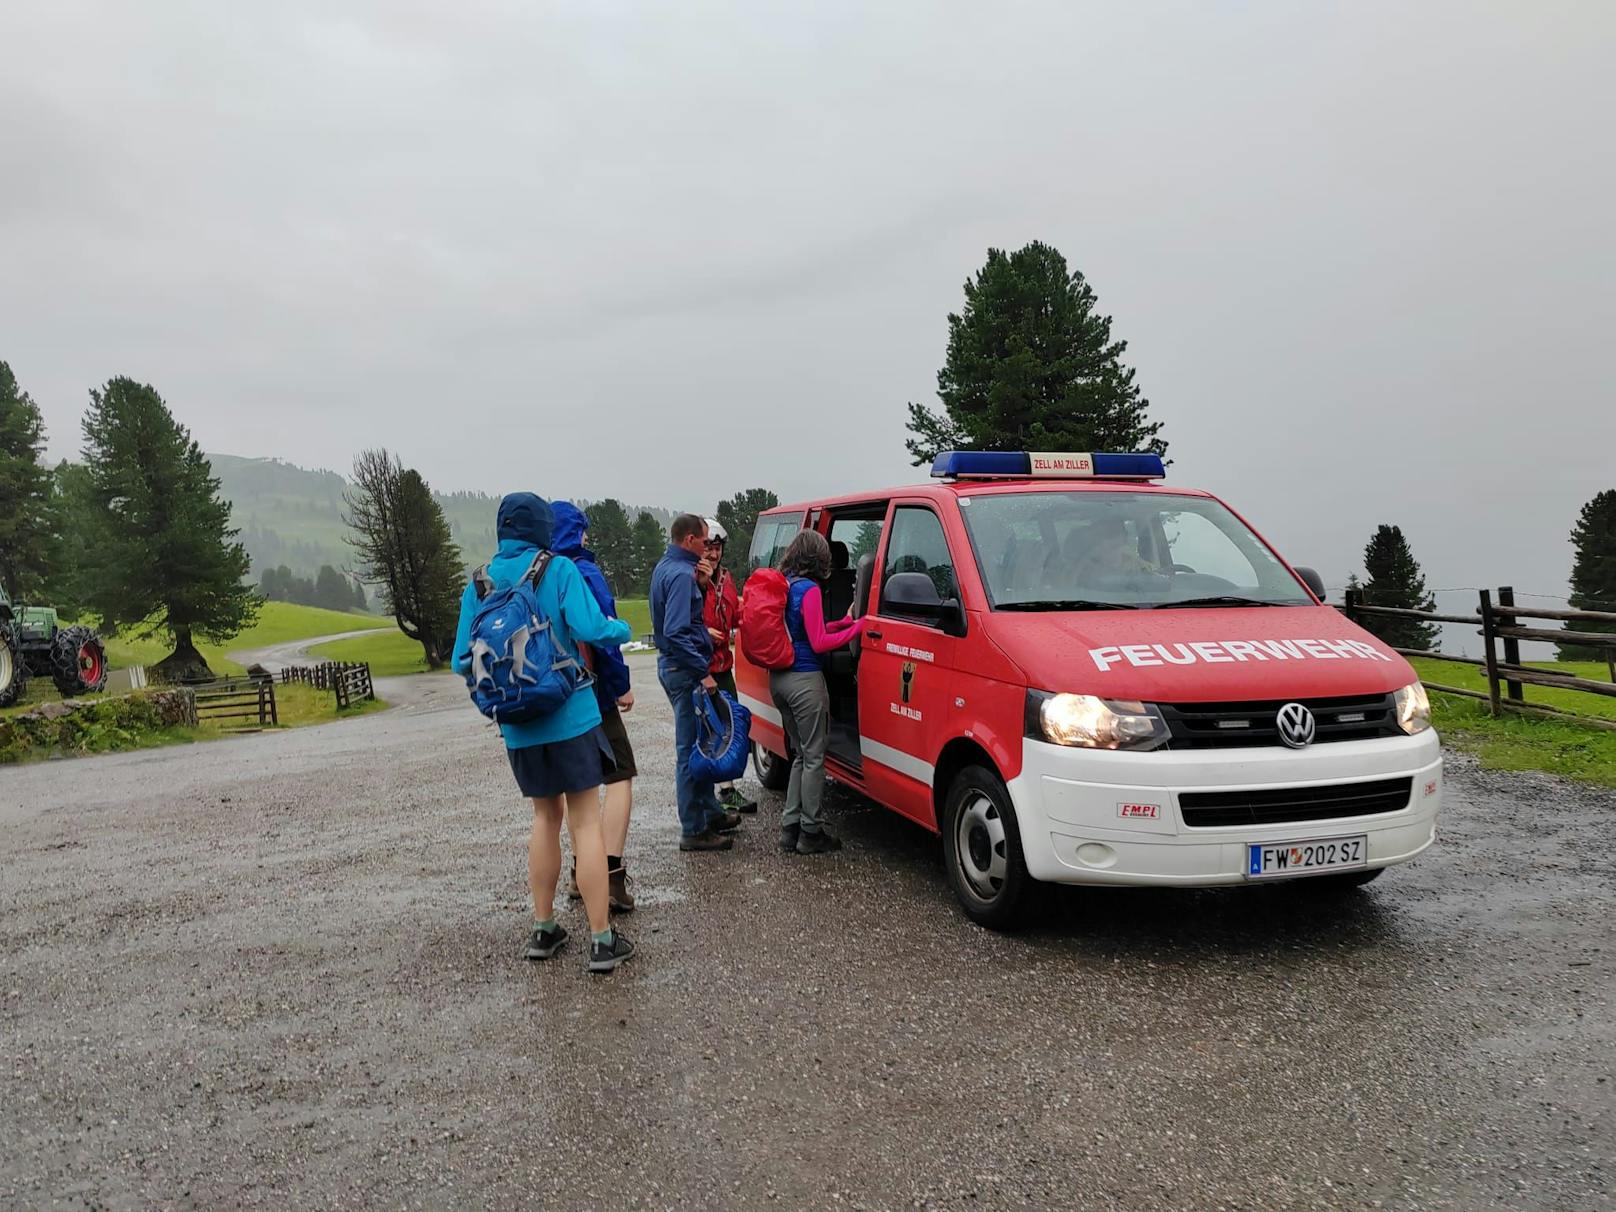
1293,566,1327,601
881,572,966,635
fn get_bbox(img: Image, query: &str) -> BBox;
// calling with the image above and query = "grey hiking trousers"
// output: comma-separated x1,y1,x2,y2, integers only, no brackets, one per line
769,669,831,834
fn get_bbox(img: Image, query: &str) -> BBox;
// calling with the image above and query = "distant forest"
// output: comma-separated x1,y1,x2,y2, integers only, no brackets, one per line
211,454,675,579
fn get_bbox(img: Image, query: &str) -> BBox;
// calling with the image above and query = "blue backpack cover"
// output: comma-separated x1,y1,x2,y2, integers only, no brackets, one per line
464,551,591,723
690,687,752,784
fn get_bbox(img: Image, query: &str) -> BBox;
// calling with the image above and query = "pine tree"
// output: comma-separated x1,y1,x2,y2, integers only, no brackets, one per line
0,360,56,598
315,564,352,612
585,498,636,598
905,241,1166,465
352,580,369,613
715,488,779,580
47,461,97,617
1358,525,1438,652
344,449,464,668
1559,489,1616,661
629,512,665,597
78,377,258,679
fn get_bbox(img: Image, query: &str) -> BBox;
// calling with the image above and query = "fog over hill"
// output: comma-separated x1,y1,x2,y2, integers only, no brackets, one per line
210,454,674,577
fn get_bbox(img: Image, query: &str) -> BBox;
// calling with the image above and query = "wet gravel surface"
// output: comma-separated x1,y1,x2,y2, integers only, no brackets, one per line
2,656,1612,1210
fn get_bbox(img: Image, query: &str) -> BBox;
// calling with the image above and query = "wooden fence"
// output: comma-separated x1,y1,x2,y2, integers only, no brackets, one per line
281,661,374,710
193,676,279,729
1342,586,1616,732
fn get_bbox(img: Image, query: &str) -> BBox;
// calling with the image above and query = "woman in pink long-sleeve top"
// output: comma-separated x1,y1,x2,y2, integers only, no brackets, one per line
772,530,864,855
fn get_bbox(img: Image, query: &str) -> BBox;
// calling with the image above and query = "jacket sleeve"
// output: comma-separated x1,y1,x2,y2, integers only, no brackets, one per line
556,560,632,650
801,584,864,654
451,582,480,677
580,564,632,698
661,570,712,677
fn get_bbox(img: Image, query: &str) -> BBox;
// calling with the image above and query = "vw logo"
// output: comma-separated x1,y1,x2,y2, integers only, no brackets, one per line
1276,702,1316,749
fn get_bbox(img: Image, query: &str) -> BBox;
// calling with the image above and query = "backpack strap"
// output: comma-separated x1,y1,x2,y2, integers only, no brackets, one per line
472,564,494,600
524,550,553,587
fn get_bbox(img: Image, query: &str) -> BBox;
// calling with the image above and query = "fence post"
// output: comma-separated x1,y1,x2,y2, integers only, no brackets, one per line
1478,589,1503,717
267,681,278,727
1343,587,1360,618
1497,586,1524,703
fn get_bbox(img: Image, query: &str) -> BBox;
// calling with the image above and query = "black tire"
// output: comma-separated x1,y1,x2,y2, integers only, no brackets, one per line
1287,866,1385,894
941,764,1035,930
49,625,108,697
752,741,791,791
0,625,26,708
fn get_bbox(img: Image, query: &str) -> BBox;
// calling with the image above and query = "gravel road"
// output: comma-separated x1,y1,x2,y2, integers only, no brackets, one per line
2,654,1611,1210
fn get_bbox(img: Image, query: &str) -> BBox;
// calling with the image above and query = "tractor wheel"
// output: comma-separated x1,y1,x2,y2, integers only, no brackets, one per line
50,626,108,696
0,625,26,708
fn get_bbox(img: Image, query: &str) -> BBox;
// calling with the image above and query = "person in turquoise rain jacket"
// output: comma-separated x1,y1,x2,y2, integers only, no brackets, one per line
452,492,636,974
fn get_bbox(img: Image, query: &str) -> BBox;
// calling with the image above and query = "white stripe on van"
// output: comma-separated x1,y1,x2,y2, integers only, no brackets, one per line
863,738,935,786
740,693,782,727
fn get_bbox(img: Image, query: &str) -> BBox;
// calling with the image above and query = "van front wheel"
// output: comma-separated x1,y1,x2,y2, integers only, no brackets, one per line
752,742,791,791
942,765,1033,930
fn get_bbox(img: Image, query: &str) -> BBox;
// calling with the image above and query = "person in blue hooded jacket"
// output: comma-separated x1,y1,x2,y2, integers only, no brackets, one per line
551,501,639,912
452,493,636,974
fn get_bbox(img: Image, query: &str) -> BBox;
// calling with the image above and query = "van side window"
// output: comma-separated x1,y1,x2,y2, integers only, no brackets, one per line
749,513,806,572
880,507,957,621
825,511,886,620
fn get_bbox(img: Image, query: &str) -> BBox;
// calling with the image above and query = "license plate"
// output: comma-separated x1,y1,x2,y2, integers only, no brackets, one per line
1247,834,1368,879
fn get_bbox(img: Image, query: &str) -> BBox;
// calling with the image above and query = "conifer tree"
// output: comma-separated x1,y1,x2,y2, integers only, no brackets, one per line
78,377,258,679
1559,489,1616,660
1358,525,1438,651
344,449,464,668
0,360,56,598
906,241,1166,465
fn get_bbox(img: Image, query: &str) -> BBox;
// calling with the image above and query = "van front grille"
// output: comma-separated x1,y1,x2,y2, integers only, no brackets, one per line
1159,694,1400,750
1178,776,1414,828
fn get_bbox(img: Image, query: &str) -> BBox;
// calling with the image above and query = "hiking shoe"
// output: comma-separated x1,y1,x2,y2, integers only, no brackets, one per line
719,786,759,814
588,931,636,974
779,824,801,853
567,861,581,901
523,924,569,961
608,864,636,912
680,830,735,852
712,809,743,834
796,829,844,855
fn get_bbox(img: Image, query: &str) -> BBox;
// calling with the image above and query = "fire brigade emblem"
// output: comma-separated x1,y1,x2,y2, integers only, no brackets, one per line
901,661,916,704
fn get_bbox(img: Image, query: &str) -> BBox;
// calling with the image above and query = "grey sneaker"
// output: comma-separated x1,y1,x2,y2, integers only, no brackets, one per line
588,931,636,974
796,829,844,856
523,923,568,961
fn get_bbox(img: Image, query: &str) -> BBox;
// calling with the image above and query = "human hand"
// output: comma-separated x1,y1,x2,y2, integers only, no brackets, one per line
701,676,718,692
707,627,724,644
617,690,634,712
696,555,715,585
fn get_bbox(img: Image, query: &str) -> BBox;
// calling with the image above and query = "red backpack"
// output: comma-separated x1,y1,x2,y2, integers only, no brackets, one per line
739,568,796,670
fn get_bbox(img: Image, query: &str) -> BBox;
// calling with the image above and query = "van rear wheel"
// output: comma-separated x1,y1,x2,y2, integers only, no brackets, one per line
942,765,1033,930
752,742,790,791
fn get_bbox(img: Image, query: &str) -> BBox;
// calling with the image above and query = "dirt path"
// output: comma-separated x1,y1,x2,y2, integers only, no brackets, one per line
229,627,394,673
1,671,1611,1208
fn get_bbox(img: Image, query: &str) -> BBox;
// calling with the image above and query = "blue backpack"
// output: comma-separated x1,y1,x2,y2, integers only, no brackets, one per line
464,552,591,723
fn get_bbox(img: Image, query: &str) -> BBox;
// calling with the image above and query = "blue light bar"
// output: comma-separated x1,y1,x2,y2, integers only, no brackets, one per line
929,451,1165,480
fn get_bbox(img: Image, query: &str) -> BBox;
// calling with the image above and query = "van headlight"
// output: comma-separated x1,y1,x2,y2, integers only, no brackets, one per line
1026,691,1167,751
1393,682,1432,735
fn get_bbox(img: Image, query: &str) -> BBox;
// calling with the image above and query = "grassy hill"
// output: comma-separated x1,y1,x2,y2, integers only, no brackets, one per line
210,453,675,579
101,601,383,677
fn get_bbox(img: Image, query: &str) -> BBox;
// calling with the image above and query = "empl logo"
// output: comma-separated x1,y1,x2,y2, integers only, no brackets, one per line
900,661,916,704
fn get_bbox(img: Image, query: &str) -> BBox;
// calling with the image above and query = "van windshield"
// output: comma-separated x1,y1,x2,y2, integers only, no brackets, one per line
957,490,1312,610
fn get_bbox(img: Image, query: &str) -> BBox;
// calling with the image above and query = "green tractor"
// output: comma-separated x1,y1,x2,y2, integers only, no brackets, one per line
0,585,109,708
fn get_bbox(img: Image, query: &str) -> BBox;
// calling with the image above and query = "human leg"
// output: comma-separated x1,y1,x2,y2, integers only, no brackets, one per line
661,667,728,844
529,795,565,921
782,673,832,836
563,786,612,935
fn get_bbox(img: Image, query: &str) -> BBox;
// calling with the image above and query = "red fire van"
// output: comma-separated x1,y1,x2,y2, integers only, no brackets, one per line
735,451,1441,928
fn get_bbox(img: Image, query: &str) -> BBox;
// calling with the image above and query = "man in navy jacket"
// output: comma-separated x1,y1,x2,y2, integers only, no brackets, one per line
650,514,739,851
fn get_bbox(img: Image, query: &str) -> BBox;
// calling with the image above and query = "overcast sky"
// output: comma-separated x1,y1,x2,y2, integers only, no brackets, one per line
2,1,1611,608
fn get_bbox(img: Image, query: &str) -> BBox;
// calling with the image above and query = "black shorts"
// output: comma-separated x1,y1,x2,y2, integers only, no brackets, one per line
506,727,616,799
597,702,637,785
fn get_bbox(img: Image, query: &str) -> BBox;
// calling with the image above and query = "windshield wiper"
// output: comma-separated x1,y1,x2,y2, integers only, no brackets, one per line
1158,595,1296,609
999,599,1145,611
